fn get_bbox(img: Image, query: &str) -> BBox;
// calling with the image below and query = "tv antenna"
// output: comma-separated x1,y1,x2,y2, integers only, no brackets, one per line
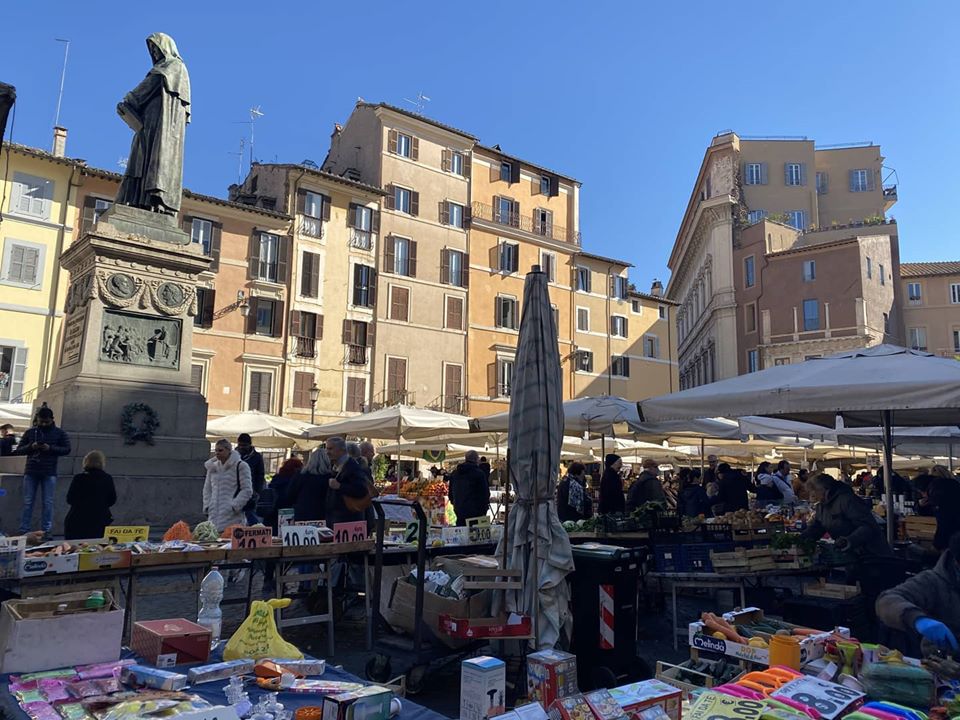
402,92,431,115
228,138,245,184
248,106,264,168
53,38,70,128
117,156,128,172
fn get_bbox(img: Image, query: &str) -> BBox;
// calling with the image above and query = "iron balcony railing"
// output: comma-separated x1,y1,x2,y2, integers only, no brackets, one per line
373,389,415,409
346,344,368,365
349,228,373,250
428,394,465,415
471,202,581,245
294,336,316,358
300,216,324,239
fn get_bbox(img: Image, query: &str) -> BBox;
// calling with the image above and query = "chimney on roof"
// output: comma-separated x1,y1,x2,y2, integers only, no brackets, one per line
331,123,342,140
52,126,67,157
650,279,663,296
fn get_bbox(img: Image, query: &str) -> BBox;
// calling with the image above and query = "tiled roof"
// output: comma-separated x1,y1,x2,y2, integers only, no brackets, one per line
575,250,634,268
475,144,580,185
900,262,960,278
629,290,678,305
359,102,478,141
253,163,386,196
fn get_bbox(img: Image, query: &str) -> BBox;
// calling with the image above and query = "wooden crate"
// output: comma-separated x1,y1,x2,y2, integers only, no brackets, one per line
803,581,860,599
905,516,937,541
656,660,745,698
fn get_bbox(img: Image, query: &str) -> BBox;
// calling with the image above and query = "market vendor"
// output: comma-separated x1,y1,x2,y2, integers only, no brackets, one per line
876,531,960,651
800,473,890,558
448,449,491,525
914,473,960,551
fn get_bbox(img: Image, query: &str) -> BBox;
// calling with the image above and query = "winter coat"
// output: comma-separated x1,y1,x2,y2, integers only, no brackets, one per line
680,484,711,518
877,550,960,639
800,479,891,559
263,468,297,532
715,471,750,512
13,424,71,477
627,471,666,512
64,468,117,540
287,471,330,523
927,478,960,551
448,461,491,525
325,457,368,526
239,447,266,494
0,434,16,456
558,475,593,522
598,468,625,515
202,450,253,532
757,472,796,504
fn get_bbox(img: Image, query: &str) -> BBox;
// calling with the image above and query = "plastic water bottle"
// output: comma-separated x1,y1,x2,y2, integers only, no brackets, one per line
197,567,224,648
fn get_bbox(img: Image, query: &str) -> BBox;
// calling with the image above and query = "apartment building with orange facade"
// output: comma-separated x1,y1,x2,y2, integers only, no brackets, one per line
900,262,960,358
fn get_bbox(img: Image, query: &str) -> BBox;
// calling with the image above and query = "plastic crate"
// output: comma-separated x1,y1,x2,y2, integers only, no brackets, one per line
698,523,733,543
653,544,681,572
654,510,681,530
600,514,639,533
651,528,698,546
679,542,735,573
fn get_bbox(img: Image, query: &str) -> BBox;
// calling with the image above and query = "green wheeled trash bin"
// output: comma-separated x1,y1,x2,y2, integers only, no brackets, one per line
569,542,648,690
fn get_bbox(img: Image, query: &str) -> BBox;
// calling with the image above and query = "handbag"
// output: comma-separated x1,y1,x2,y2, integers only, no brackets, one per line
343,471,379,514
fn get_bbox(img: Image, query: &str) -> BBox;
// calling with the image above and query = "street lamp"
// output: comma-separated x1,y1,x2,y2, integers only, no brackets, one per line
237,290,251,318
308,381,320,424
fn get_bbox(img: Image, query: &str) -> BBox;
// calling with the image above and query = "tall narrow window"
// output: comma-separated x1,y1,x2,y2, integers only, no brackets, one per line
744,256,756,288
951,284,960,304
191,218,213,255
802,260,816,282
576,267,591,293
747,350,759,373
802,299,820,331
909,327,928,352
907,282,922,304
248,371,273,412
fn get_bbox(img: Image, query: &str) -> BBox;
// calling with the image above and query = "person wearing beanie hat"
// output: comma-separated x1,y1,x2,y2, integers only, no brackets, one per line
627,457,667,512
598,454,625,514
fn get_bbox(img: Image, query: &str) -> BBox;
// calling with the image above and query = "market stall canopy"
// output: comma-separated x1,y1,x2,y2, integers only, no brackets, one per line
206,410,314,448
0,402,32,428
639,345,960,428
304,404,471,440
473,395,640,435
627,417,742,443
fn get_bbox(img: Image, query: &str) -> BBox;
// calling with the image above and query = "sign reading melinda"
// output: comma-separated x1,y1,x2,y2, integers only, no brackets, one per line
100,309,181,369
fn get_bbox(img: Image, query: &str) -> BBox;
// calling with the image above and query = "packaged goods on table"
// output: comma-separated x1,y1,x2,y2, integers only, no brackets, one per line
526,649,578,707
461,656,506,720
607,679,682,720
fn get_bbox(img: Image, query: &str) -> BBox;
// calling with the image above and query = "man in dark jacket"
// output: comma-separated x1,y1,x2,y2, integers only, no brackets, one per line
324,436,369,526
0,424,16,456
13,407,71,536
800,473,891,559
714,463,750,513
448,450,491,526
914,474,960,552
598,454,626,515
627,458,666,512
236,433,265,524
877,532,960,652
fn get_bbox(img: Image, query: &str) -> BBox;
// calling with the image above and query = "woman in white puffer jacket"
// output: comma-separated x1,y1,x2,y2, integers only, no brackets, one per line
203,439,253,531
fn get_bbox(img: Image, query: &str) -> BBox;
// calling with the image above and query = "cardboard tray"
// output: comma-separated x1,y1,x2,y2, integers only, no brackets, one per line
439,613,532,640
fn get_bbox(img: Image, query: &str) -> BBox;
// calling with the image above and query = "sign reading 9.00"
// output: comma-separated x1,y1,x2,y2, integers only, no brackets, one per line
771,677,864,720
687,692,764,720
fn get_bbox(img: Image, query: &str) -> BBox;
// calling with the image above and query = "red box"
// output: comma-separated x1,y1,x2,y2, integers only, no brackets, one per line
130,618,211,666
548,694,595,720
527,648,578,707
439,614,532,640
585,690,630,720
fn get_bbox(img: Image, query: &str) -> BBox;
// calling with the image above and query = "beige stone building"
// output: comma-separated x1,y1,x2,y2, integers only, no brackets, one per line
900,262,960,358
323,103,475,410
668,131,898,387
229,163,385,423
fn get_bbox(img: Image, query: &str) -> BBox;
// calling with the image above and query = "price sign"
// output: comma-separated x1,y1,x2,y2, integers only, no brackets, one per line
687,692,764,720
771,677,864,720
230,526,273,550
333,521,368,544
466,516,492,543
277,509,294,527
282,525,322,546
103,525,150,543
173,707,241,720
442,526,470,546
294,520,326,528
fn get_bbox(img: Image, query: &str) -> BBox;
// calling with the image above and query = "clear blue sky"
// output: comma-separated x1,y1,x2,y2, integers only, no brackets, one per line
2,1,958,284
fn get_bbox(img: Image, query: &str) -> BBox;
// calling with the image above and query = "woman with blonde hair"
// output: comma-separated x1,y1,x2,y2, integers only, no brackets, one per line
64,450,117,540
203,438,253,532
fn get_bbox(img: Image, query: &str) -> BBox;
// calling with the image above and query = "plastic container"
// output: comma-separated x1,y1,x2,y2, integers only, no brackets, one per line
768,635,801,670
197,567,224,648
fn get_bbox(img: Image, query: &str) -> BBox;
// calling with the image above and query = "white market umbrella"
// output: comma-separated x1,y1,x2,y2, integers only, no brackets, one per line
496,267,573,649
473,395,640,435
305,404,470,440
206,410,314,449
0,402,32,429
639,345,960,541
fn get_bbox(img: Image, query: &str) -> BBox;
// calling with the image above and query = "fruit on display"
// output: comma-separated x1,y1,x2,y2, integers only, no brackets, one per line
163,520,193,542
399,479,448,500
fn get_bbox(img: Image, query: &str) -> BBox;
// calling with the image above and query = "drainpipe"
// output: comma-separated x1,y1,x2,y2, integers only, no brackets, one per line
606,263,614,396
277,169,305,418
666,304,674,393
39,163,79,393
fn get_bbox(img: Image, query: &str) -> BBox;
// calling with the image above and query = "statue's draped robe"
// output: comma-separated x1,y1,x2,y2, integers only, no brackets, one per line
116,33,191,214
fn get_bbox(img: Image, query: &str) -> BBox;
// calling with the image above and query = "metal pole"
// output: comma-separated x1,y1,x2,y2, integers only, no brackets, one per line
502,449,511,571
950,443,955,474
881,410,895,545
699,438,705,476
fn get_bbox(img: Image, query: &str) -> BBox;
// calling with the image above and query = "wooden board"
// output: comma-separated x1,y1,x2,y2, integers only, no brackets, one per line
131,549,228,567
280,539,374,559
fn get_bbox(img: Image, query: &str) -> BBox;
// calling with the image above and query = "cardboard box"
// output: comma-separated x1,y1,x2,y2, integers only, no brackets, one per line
387,577,491,649
187,659,255,685
0,590,123,673
585,689,630,720
547,693,595,720
526,649,578,708
461,656,506,720
608,679,682,720
321,684,393,720
493,704,548,720
0,537,26,580
77,549,132,572
19,553,79,577
440,614,532,640
130,618,211,666
121,664,188,691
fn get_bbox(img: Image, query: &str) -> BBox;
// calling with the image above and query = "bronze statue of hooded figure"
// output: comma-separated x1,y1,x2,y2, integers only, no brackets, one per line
116,33,191,216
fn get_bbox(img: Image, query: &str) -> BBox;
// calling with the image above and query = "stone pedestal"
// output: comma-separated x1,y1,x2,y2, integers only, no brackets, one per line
21,208,213,530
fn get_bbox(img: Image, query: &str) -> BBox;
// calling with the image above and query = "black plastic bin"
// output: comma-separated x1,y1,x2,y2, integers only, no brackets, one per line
569,543,647,690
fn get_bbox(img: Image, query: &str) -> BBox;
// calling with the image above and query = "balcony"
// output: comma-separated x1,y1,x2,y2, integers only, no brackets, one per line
346,344,368,365
300,216,324,239
427,394,466,415
883,184,898,212
373,389,416,409
294,335,316,358
471,202,581,246
350,228,373,250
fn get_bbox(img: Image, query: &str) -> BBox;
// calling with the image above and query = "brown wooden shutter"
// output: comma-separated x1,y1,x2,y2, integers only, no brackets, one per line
293,371,311,408
317,314,324,339
346,377,365,412
342,319,353,344
391,286,409,321
248,233,259,279
550,176,559,197
410,136,419,161
365,320,375,347
277,236,290,283
444,364,462,410
371,209,381,233
202,288,216,328
440,248,450,285
387,357,407,398
296,189,307,214
248,372,262,411
347,203,358,229
624,317,629,336
409,240,418,277
384,236,396,274
369,268,378,306
511,200,521,228
290,309,302,337
410,191,419,217
246,296,258,334
462,153,471,178
446,296,463,330
321,194,331,221
490,162,500,183
510,162,520,184
441,149,451,172
190,363,204,391
208,222,222,271
273,300,284,337
82,195,100,235
352,264,363,305
439,201,449,225
463,254,470,288
301,254,311,297
384,186,395,211
387,129,398,154
309,253,320,297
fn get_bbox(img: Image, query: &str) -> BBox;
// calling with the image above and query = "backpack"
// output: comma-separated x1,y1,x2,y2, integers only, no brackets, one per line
234,464,260,514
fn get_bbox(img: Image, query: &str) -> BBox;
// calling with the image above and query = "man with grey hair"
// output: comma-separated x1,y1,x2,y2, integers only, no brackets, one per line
324,436,367,525
360,441,376,466
448,449,490,526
